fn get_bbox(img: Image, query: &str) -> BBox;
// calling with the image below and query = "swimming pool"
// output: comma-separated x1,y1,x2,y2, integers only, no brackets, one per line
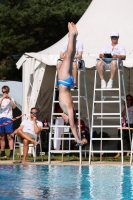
0,165,133,200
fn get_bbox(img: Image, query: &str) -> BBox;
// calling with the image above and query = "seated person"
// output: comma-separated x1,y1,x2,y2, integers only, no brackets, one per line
57,34,84,89
96,31,126,89
114,94,133,158
11,107,43,164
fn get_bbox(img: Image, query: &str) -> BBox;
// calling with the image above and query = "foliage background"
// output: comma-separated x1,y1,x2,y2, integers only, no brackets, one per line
0,0,92,80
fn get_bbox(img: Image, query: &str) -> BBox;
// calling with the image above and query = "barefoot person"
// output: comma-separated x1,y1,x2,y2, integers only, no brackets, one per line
11,107,43,163
57,22,83,145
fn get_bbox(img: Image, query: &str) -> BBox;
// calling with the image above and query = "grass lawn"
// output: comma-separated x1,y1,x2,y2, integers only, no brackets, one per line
0,148,131,163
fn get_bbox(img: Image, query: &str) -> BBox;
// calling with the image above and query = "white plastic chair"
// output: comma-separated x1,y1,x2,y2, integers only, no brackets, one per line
13,132,43,163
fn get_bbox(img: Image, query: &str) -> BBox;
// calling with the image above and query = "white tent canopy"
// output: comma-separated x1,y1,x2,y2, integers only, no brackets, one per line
17,0,133,131
38,0,133,68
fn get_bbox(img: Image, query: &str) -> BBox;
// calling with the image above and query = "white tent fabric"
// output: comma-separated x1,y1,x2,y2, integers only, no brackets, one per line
38,0,133,68
0,81,22,111
17,55,46,116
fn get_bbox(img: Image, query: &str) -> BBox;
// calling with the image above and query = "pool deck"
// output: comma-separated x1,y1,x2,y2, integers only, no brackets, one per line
0,160,132,166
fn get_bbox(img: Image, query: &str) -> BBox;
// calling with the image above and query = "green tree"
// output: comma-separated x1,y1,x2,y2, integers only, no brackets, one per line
0,0,92,58
0,0,92,81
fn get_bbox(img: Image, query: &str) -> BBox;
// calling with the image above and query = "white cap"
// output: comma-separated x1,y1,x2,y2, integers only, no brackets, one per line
110,31,119,37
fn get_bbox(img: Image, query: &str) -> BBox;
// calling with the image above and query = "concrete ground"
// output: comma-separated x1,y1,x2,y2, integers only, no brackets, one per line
0,160,132,166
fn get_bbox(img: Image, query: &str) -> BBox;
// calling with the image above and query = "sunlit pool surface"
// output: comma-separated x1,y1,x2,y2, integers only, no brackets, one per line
0,165,133,200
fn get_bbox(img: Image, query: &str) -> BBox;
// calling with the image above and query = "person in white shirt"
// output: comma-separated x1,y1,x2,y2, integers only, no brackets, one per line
114,94,133,158
11,107,43,164
0,85,16,158
96,31,126,89
57,36,84,89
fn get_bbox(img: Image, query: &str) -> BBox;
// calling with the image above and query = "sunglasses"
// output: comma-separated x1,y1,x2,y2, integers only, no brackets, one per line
30,112,38,114
2,91,9,94
126,99,131,101
111,36,118,40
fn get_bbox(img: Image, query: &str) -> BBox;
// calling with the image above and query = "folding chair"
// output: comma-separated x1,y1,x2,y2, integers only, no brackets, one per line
13,132,43,163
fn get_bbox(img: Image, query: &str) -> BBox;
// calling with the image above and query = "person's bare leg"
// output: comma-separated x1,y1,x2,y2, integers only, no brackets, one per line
17,130,38,146
0,134,5,151
7,134,14,150
57,61,62,74
72,62,78,84
58,22,77,80
22,139,29,164
114,153,120,158
96,60,105,80
110,60,117,79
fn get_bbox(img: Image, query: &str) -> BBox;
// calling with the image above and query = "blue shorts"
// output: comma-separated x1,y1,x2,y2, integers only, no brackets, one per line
58,76,74,88
0,118,13,134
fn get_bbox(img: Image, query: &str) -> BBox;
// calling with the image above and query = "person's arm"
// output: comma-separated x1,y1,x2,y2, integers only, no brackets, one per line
121,106,126,117
99,54,105,58
67,105,81,143
32,116,42,134
60,52,65,59
60,42,67,59
74,51,83,59
0,97,4,105
0,94,7,105
112,54,126,60
9,98,16,109
113,45,126,60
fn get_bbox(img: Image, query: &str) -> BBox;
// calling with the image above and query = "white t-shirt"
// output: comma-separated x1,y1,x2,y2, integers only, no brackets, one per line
122,105,133,124
101,44,126,56
0,97,15,119
61,40,84,59
21,119,43,136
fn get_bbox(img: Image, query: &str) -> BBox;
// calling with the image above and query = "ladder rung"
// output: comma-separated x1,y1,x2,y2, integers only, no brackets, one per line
92,125,121,128
71,96,86,98
52,113,63,115
90,138,122,140
94,101,120,103
54,101,79,103
50,138,75,140
95,117,121,119
93,113,120,115
103,96,124,99
49,150,81,153
51,125,70,128
95,88,119,91
90,150,123,153
70,89,79,91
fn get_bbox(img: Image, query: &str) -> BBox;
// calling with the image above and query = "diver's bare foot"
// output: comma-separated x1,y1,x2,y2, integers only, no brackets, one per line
71,22,78,35
114,153,120,158
68,22,77,35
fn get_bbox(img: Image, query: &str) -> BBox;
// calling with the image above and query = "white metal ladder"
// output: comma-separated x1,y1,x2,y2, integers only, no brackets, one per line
48,60,90,164
89,58,130,164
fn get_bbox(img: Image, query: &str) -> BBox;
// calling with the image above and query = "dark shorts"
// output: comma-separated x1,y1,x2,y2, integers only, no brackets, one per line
17,132,35,143
0,118,13,134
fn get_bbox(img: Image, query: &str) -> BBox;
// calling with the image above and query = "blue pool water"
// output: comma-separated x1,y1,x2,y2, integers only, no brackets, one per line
0,165,133,200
